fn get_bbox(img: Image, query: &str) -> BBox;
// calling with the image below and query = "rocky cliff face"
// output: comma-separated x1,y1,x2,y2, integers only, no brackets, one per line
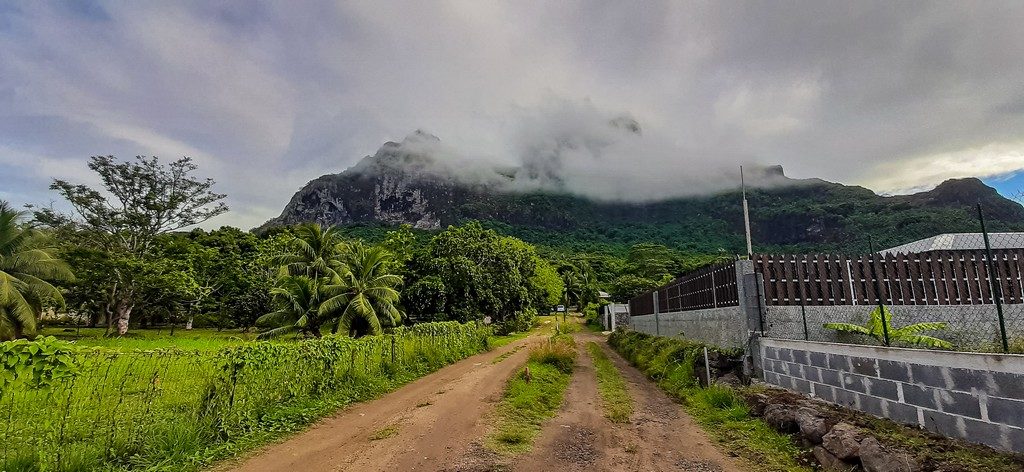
261,133,1024,251
267,132,495,230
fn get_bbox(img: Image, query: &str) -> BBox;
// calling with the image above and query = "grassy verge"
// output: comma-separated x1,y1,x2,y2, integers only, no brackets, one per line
487,336,576,454
608,330,811,472
586,342,633,423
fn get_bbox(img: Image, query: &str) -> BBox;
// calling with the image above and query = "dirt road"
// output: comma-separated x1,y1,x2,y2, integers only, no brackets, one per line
515,332,745,472
222,337,532,472
220,331,745,472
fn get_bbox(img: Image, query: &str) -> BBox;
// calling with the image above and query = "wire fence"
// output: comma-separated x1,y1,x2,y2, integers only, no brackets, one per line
0,322,491,472
757,205,1024,353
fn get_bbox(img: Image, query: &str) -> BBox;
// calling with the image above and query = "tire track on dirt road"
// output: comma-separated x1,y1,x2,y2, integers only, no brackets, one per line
219,337,533,472
514,332,746,472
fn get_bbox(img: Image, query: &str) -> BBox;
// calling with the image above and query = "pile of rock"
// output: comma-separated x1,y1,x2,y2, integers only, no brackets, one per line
748,394,920,472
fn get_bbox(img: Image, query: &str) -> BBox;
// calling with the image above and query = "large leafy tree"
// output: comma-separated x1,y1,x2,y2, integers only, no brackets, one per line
412,222,550,327
40,156,227,334
0,202,73,340
402,276,447,323
608,274,660,302
529,259,563,310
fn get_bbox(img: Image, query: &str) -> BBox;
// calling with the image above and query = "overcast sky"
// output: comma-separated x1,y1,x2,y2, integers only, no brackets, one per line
2,1,1024,228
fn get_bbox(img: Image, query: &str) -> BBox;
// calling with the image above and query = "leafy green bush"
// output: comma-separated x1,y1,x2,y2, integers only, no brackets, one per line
496,308,537,335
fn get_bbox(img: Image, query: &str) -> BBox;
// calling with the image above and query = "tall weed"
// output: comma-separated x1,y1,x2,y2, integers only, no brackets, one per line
528,335,577,374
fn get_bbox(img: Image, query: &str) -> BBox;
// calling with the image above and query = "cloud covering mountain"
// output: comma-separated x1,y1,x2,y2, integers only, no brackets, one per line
2,1,1024,228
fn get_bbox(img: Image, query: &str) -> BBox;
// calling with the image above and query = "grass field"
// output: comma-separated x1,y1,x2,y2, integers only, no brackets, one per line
38,327,259,350
3,322,493,472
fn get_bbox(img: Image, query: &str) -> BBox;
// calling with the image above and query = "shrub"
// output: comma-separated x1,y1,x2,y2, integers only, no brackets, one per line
528,336,577,374
496,308,537,335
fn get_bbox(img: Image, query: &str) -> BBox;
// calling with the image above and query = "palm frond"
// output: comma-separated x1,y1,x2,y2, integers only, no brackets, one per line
894,334,952,349
256,324,299,340
823,322,872,335
892,322,948,336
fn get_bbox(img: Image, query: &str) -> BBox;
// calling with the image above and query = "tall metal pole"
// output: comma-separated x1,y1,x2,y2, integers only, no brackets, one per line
741,166,753,257
978,203,1010,353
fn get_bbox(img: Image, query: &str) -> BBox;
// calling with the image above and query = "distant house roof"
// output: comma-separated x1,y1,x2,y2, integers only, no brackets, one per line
880,233,1024,254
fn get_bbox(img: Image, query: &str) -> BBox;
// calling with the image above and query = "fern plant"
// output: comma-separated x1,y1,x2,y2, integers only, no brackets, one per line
824,306,952,349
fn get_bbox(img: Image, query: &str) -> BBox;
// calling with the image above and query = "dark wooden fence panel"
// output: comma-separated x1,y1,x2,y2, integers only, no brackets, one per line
628,261,739,316
755,249,1024,306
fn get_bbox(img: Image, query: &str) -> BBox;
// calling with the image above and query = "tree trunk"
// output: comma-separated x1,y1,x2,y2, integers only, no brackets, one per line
185,316,193,330
115,301,133,336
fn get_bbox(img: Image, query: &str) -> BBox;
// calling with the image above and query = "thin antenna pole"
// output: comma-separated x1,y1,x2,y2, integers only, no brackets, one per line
741,166,753,257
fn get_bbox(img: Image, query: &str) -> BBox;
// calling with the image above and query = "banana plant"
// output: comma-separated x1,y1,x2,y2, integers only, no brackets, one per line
824,306,952,349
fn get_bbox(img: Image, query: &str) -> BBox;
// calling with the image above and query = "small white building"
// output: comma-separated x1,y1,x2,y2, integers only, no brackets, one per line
601,303,630,331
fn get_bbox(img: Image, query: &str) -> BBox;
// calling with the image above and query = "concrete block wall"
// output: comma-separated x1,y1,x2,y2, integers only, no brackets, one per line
759,338,1024,452
630,306,746,349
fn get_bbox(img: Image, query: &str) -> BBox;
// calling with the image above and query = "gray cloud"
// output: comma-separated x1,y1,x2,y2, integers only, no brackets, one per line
1,1,1023,228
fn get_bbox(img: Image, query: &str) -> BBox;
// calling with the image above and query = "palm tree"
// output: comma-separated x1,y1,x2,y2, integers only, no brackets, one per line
824,306,951,349
255,275,325,338
322,244,403,337
561,271,581,322
0,202,74,340
274,224,346,280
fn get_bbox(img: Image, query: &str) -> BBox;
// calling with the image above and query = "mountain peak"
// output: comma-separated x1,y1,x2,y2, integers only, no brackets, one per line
260,135,1024,248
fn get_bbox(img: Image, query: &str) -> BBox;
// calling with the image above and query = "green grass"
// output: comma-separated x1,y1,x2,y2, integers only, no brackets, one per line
3,322,492,472
608,330,811,472
683,386,810,472
38,326,258,350
369,425,399,441
490,346,522,364
487,337,576,454
586,342,633,423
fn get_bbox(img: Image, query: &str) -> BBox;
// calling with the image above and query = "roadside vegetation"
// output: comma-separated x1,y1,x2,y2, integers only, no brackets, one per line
487,335,577,454
2,322,491,471
586,342,633,423
608,330,812,472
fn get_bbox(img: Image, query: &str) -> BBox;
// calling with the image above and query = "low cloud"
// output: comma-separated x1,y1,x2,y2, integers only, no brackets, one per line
2,2,1024,227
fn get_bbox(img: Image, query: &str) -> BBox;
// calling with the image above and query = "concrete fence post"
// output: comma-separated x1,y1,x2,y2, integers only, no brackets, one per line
736,259,768,379
653,291,660,336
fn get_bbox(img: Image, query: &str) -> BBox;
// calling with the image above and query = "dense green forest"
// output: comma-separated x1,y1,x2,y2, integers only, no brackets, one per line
4,155,716,341
7,152,1024,341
